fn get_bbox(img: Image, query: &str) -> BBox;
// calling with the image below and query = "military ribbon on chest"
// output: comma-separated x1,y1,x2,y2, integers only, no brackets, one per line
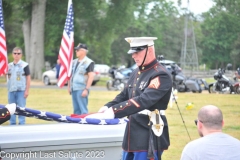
139,81,147,90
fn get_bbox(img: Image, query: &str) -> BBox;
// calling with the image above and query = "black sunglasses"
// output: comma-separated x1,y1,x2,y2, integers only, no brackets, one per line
13,52,21,55
194,119,204,125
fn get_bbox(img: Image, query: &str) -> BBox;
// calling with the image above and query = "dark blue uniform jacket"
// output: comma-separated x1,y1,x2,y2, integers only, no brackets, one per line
105,59,172,152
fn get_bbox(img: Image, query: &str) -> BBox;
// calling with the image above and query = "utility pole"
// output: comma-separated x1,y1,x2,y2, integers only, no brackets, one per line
180,0,199,71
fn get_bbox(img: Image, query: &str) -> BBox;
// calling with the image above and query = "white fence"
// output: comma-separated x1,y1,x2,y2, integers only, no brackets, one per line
183,70,235,78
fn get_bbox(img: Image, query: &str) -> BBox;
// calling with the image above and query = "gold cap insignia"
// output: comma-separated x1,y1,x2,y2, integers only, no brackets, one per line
127,39,131,43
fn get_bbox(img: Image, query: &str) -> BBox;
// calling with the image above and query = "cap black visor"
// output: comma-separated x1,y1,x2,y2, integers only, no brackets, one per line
127,46,147,54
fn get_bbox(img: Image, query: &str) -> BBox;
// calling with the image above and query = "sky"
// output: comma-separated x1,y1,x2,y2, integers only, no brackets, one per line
168,0,215,15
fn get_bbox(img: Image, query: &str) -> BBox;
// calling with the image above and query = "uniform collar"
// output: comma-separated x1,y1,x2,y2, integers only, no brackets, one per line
138,59,158,72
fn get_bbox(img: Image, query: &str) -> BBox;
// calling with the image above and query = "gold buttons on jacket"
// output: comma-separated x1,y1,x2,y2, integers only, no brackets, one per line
114,108,117,110
138,71,141,75
137,78,139,81
142,66,145,70
120,105,122,108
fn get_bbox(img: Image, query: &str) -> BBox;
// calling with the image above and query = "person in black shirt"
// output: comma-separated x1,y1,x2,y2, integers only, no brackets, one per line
7,47,31,125
68,43,95,115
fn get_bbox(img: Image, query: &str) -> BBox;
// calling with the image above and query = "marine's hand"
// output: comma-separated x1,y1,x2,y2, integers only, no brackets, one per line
5,103,16,115
86,107,114,119
98,106,108,113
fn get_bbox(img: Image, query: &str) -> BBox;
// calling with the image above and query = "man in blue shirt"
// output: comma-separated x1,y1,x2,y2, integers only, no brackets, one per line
56,58,61,79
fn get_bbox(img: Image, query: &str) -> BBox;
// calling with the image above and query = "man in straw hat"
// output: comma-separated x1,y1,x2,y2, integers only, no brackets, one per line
87,37,172,160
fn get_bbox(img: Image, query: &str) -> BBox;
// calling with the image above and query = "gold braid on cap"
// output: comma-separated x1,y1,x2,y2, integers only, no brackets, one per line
126,39,131,43
77,43,81,47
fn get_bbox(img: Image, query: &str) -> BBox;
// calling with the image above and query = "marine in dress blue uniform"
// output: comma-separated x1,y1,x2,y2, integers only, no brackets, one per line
0,103,16,160
93,37,172,160
0,104,16,125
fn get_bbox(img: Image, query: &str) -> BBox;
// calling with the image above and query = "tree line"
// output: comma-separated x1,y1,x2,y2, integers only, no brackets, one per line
2,0,240,79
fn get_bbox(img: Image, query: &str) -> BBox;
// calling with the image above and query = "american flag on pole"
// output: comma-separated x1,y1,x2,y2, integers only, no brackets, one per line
0,104,128,125
0,0,8,76
57,0,74,87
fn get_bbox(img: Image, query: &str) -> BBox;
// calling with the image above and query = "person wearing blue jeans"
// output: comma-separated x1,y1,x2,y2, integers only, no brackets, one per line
68,43,95,115
8,91,26,124
7,47,31,125
71,90,88,114
56,59,61,79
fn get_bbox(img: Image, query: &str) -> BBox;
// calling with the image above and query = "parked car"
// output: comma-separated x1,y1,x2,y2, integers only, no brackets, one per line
42,67,101,86
94,64,110,75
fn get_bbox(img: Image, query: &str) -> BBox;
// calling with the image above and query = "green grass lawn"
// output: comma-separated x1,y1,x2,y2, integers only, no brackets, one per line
0,85,239,159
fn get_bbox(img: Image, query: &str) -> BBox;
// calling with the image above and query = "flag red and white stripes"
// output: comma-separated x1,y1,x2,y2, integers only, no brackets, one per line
57,0,74,87
0,0,8,76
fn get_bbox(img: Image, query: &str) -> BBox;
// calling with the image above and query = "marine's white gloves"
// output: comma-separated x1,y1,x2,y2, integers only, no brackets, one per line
5,103,17,115
86,107,115,119
98,106,109,113
138,109,151,115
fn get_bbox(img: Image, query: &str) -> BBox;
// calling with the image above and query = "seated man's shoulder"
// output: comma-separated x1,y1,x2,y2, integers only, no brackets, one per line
184,137,204,149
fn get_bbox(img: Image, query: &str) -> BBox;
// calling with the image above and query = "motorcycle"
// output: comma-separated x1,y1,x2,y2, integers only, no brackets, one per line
158,55,207,93
208,68,234,94
106,66,129,91
170,64,188,92
163,61,206,93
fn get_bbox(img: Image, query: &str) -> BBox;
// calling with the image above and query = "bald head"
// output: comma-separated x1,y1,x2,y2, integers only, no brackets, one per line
198,105,223,130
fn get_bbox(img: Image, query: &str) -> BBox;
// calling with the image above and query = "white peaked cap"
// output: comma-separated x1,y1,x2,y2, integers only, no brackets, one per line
125,37,157,47
125,37,158,54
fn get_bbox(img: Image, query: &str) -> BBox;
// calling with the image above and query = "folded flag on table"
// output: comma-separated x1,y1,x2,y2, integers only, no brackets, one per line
0,104,128,125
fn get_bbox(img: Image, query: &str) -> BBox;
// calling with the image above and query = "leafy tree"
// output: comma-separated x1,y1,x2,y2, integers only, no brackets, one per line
3,0,207,79
4,0,46,79
201,1,240,69
111,0,183,66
